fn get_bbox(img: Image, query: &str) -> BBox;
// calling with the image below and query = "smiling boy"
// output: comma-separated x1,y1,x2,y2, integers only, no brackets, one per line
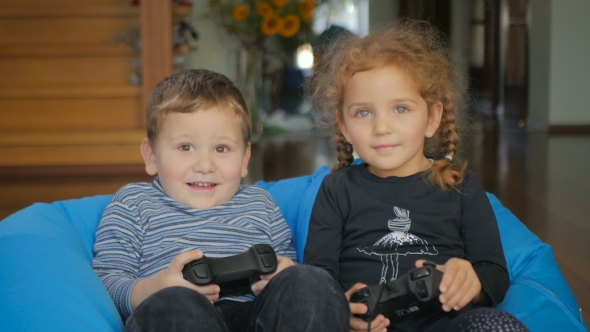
92,69,349,332
141,104,250,210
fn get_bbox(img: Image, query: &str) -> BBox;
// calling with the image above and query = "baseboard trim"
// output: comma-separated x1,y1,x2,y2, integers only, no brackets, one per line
548,125,590,135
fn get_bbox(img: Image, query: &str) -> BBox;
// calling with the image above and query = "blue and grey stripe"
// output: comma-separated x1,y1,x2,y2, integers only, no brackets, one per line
92,179,297,320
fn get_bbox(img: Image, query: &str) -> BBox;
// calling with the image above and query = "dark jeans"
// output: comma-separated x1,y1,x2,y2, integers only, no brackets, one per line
125,264,350,332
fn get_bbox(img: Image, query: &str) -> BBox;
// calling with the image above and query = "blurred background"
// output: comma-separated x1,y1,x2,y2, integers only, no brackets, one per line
0,0,588,323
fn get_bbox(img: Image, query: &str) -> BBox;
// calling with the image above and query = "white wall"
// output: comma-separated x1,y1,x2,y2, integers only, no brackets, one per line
184,0,240,81
528,0,551,129
450,0,471,102
367,0,398,33
529,0,590,127
547,0,590,125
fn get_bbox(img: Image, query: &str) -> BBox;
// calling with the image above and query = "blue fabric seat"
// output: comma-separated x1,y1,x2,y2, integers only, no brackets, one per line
0,166,587,332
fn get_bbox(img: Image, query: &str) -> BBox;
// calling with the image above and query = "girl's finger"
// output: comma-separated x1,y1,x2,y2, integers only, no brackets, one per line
349,302,368,315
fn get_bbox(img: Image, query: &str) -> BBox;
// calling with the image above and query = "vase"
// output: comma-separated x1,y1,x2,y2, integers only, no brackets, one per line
236,45,264,139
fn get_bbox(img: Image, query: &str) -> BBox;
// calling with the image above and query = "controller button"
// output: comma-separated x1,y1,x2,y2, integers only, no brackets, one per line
261,256,274,268
361,301,370,318
362,288,370,297
410,268,430,281
416,280,429,299
256,245,272,254
194,265,209,279
386,283,398,292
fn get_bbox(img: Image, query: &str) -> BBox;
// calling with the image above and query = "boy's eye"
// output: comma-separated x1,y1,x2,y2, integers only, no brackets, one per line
394,106,409,114
179,144,193,152
215,145,229,153
357,109,371,117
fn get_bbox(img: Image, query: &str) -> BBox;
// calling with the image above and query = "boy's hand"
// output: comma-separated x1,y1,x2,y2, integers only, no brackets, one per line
130,250,220,310
251,255,294,295
346,283,389,332
415,258,481,312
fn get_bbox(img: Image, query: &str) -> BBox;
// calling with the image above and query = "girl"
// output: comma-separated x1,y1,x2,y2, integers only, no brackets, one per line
304,21,529,332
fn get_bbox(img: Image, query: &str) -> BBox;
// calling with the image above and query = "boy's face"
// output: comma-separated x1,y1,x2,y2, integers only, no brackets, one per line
141,106,251,209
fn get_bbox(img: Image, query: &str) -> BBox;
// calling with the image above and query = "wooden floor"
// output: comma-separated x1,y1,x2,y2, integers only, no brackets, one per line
0,113,588,324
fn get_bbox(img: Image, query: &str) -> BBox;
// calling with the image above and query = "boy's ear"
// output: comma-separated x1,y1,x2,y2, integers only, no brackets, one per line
140,138,158,176
241,142,252,178
426,102,444,137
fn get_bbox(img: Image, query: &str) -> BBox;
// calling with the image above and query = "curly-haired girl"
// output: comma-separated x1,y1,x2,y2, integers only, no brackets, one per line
304,20,528,332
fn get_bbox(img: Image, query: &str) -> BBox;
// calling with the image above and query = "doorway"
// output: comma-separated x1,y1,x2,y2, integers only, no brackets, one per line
469,0,530,125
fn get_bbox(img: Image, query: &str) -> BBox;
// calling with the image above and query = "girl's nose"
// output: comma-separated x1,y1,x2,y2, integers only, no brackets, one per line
373,113,393,135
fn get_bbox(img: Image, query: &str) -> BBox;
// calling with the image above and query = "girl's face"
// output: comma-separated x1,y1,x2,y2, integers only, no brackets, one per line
339,65,442,178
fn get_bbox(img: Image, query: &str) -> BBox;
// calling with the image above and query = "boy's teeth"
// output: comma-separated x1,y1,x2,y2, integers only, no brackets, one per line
193,182,213,187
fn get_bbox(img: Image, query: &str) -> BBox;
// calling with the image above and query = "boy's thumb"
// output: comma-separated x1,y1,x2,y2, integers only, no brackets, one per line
174,250,204,268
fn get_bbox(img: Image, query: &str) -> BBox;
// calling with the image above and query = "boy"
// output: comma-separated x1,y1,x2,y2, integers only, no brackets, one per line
92,69,349,332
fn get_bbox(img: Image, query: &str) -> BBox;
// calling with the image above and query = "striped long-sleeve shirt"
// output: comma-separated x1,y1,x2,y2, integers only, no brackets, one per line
92,178,297,320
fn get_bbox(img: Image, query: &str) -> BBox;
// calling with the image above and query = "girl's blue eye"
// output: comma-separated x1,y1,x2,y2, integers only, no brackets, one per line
394,106,409,114
357,110,371,117
179,144,193,152
215,145,229,153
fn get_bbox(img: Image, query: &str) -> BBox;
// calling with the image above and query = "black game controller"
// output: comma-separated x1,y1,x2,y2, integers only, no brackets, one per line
350,261,443,322
182,244,278,297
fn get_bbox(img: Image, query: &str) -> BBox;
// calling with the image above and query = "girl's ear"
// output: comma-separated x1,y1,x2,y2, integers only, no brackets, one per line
140,137,158,176
426,102,444,137
336,112,352,143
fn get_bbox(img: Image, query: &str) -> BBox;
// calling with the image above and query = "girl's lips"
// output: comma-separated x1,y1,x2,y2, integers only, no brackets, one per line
373,144,399,151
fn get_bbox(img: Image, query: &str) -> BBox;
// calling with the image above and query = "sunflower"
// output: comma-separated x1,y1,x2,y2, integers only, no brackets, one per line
272,0,289,8
280,14,300,37
257,2,274,17
233,5,250,21
299,0,315,22
261,14,282,36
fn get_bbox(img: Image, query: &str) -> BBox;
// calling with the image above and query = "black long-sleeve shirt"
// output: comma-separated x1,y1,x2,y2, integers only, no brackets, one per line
304,164,509,330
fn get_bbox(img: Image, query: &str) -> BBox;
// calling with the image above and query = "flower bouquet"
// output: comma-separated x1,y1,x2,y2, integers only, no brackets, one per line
208,0,316,46
208,0,319,137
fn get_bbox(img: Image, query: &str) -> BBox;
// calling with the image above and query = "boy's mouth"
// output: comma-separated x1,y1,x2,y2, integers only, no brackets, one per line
188,182,218,187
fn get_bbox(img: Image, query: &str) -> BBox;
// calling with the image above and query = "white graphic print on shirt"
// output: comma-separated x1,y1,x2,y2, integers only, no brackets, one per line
357,206,439,284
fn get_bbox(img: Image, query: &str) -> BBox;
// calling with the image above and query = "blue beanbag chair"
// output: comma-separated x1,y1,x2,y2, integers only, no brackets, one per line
0,166,587,332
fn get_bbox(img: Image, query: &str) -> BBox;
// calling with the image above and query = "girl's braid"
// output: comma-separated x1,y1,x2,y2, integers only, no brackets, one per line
429,107,465,188
331,123,354,172
440,108,460,159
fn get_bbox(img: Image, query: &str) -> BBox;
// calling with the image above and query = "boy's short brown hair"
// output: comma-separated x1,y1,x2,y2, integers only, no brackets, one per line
145,69,251,146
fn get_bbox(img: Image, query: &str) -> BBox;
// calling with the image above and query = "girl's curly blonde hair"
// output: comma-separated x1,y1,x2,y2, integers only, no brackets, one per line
307,19,468,190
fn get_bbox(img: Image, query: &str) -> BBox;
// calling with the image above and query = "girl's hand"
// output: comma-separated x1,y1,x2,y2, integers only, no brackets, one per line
346,283,390,332
415,258,481,312
251,255,295,295
130,250,220,310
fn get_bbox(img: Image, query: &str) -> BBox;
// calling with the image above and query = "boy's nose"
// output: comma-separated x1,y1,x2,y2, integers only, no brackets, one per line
192,152,216,173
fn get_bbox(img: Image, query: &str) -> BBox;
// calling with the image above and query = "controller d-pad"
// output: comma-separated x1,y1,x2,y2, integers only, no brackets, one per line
411,268,430,281
416,280,429,299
